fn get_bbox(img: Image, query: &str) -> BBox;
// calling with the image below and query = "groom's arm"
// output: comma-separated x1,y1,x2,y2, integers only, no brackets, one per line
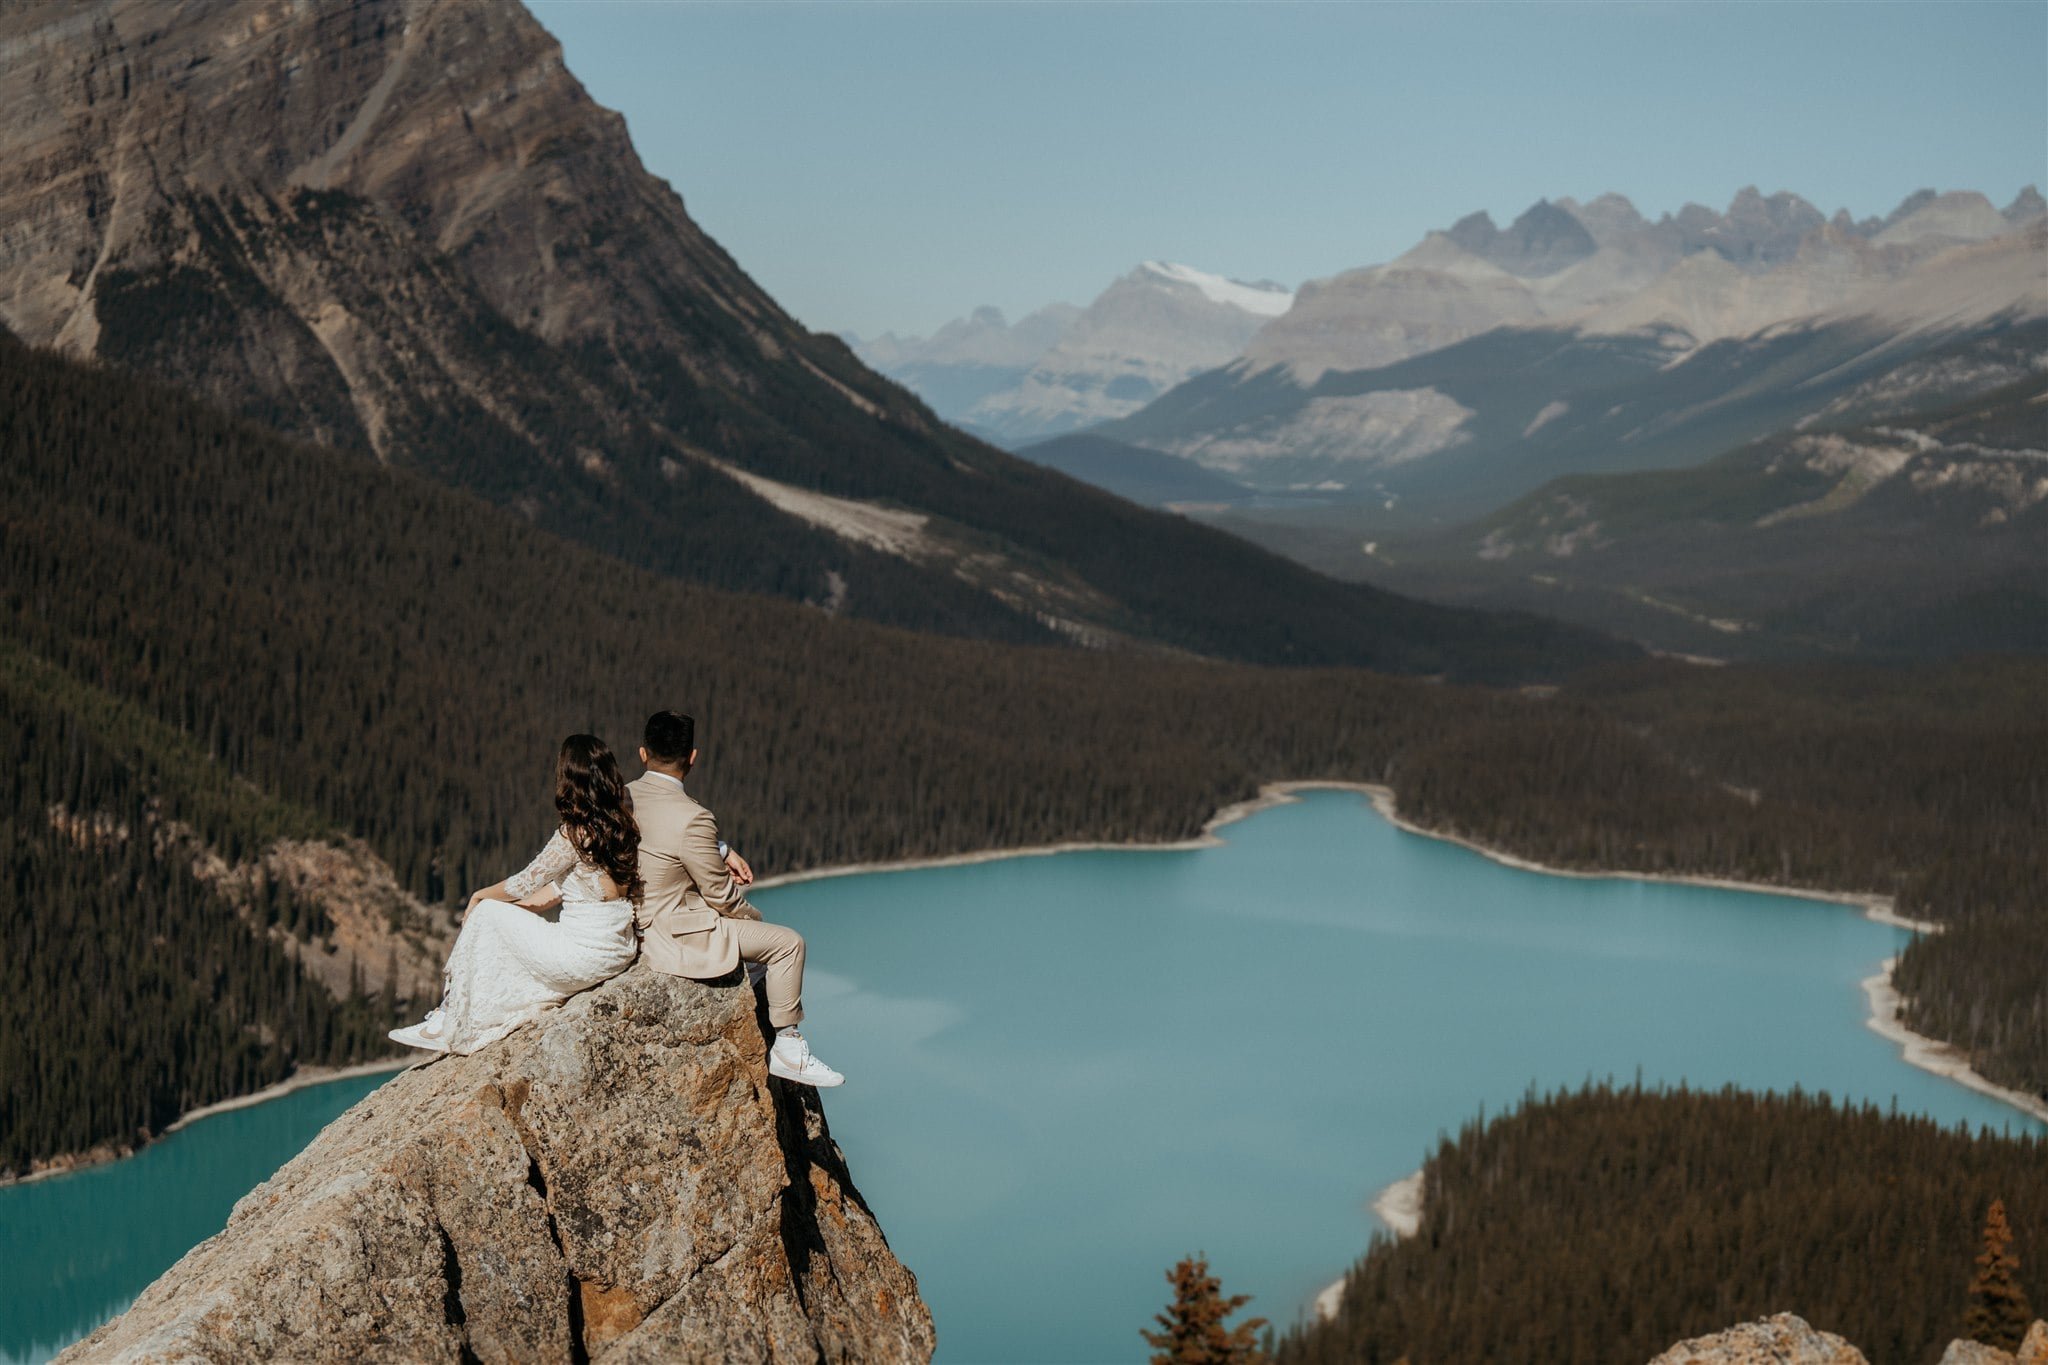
680,810,761,921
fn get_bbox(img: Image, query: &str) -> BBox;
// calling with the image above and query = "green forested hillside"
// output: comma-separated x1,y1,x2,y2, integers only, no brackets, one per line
1278,1083,2046,1365
0,665,395,1170
1342,356,2048,661
1,340,2043,1176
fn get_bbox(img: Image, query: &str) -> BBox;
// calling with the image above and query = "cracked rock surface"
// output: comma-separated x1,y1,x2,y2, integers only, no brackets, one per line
57,965,933,1364
1647,1314,1868,1365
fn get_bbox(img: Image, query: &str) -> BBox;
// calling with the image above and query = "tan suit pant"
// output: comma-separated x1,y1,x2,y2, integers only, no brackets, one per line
732,919,805,1028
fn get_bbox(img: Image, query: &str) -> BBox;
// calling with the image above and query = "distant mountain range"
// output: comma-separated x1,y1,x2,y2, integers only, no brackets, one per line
836,185,2041,662
1348,338,2048,661
1102,220,2045,514
857,186,2042,546
846,302,1082,424
850,261,1291,447
1098,187,2043,499
0,0,1616,681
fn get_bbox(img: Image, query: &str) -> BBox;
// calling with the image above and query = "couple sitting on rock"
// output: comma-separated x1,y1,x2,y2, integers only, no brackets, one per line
387,711,843,1087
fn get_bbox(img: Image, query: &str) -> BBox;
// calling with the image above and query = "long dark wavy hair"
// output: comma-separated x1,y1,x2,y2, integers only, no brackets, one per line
554,734,642,904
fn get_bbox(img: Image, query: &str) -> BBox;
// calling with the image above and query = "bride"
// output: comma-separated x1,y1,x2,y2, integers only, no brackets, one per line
390,734,641,1055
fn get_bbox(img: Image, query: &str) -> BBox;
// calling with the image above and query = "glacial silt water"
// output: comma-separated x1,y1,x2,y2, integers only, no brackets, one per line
0,1072,393,1365
4,790,2035,1363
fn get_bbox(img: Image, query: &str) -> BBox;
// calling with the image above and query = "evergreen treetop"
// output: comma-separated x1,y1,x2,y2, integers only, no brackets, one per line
1143,1255,1267,1365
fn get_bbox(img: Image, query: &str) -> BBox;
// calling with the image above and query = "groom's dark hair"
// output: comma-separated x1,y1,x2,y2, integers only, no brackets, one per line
644,710,695,762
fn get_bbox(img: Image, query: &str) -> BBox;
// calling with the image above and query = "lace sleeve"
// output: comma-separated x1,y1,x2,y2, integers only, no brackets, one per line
504,829,578,899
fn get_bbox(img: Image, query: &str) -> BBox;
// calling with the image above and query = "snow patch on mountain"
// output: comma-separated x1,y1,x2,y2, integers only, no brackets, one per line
1140,261,1294,316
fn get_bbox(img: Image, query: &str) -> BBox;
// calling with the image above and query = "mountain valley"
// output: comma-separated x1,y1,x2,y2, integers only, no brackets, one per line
0,0,1608,679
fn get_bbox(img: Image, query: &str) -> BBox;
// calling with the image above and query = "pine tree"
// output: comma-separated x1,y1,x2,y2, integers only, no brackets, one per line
1142,1254,1267,1365
1964,1198,2034,1351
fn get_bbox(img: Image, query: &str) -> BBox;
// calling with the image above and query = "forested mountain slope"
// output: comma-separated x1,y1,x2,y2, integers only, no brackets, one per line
1281,1083,2046,1365
1353,358,2048,660
3,341,2042,1175
0,0,1620,680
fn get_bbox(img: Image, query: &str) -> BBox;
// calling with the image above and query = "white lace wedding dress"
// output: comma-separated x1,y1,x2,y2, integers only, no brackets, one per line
390,829,638,1055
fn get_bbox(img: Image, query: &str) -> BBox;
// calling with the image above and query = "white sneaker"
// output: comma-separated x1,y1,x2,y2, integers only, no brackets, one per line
768,1031,844,1088
388,1009,449,1053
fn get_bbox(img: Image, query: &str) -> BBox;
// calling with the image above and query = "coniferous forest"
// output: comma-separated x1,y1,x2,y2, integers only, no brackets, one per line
1,339,2043,1190
1,676,396,1166
1277,1083,2046,1365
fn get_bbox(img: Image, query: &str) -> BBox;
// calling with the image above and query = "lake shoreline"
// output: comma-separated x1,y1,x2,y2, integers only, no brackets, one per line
1861,961,2048,1125
1338,785,2047,1125
1314,1167,1426,1322
747,780,1355,891
763,778,2027,1127
0,1058,413,1190
17,779,2030,1192
758,777,2047,1335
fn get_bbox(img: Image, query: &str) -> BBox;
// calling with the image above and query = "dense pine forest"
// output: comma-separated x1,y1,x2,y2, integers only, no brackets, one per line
1,339,2043,1180
1277,1083,2046,1365
0,670,396,1169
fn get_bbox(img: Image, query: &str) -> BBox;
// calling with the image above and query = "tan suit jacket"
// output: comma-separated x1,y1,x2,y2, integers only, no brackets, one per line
629,772,759,979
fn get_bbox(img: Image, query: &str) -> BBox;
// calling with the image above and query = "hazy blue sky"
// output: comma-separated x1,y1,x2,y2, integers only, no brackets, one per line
532,2,2047,339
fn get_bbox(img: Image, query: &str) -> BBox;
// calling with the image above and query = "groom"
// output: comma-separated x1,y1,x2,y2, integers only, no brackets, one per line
629,710,844,1087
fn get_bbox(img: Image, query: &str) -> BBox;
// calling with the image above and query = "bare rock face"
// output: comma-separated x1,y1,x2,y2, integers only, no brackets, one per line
56,964,934,1364
1940,1341,2017,1365
0,0,899,452
1647,1313,1868,1365
1938,1325,2048,1365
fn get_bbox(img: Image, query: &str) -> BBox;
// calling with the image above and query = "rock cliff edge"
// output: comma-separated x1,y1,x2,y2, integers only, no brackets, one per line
58,966,934,1364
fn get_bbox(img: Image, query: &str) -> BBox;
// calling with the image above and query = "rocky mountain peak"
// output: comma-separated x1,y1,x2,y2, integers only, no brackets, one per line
59,964,934,1363
1703,186,1827,266
1497,198,1600,274
1886,188,1944,228
1445,209,1502,254
1439,200,1597,278
2003,185,2046,223
1558,192,1649,247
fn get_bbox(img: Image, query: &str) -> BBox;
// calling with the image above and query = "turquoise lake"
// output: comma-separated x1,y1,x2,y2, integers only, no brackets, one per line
4,789,2037,1364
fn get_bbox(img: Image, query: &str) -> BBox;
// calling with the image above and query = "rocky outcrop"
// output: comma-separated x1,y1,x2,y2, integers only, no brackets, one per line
56,964,933,1364
1940,1321,2048,1365
1647,1318,2048,1365
1647,1314,1867,1365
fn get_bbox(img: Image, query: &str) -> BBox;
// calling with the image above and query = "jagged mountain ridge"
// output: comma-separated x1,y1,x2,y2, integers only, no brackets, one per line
1097,222,2047,519
1239,184,2043,384
862,184,2041,519
0,0,1610,676
855,260,1292,447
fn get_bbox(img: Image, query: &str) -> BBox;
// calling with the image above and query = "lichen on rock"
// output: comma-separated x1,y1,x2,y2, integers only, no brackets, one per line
58,965,933,1364
1647,1313,1867,1365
